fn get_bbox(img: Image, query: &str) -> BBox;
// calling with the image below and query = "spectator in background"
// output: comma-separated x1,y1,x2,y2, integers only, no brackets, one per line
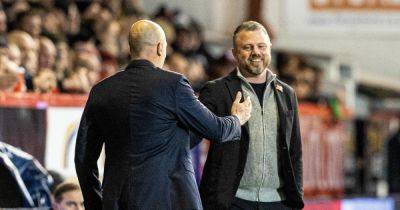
38,37,57,71
42,6,68,41
186,58,207,91
0,8,7,38
93,5,121,58
36,37,58,93
0,41,19,91
165,52,188,75
54,41,71,89
7,30,38,90
62,43,102,93
208,52,236,80
2,1,30,28
100,54,119,79
0,40,26,92
0,1,231,95
33,68,58,93
53,181,84,210
16,10,42,43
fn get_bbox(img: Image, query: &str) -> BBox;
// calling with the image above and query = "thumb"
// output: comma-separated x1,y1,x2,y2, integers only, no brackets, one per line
234,91,242,104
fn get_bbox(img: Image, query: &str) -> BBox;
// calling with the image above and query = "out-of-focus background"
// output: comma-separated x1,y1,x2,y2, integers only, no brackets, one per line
0,0,399,209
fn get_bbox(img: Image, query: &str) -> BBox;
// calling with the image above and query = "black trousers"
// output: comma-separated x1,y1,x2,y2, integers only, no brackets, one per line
230,197,294,210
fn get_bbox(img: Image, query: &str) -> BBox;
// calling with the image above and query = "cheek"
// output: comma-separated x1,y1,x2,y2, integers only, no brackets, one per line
238,53,249,61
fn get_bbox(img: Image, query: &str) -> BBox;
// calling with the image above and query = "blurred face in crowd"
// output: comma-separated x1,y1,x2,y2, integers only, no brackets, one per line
0,11,7,34
233,29,271,77
175,29,200,52
7,44,21,66
19,34,38,74
21,14,42,38
98,21,120,57
39,38,57,70
55,189,84,210
55,41,71,77
166,53,188,75
43,10,67,36
8,31,38,74
33,69,57,93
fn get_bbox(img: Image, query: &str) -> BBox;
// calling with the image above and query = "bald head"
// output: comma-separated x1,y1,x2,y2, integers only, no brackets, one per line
129,20,167,68
7,30,38,74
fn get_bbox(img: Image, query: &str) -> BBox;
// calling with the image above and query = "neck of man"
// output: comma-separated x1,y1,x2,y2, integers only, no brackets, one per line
240,68,268,84
132,52,162,68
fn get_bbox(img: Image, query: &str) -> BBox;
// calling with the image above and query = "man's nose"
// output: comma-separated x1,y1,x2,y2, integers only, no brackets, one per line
251,46,261,56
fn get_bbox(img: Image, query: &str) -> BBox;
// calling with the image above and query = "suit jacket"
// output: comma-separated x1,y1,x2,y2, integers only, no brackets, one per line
74,59,241,210
193,70,304,209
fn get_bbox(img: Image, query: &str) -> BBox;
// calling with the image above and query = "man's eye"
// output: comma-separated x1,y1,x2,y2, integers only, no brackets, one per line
243,46,252,51
66,201,78,207
258,45,267,50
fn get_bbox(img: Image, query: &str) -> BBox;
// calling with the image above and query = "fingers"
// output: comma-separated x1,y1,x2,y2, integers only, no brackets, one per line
244,96,251,105
243,96,251,109
234,91,242,104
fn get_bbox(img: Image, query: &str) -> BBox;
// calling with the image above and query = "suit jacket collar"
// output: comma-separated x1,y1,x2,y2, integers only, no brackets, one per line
126,59,156,70
225,70,242,101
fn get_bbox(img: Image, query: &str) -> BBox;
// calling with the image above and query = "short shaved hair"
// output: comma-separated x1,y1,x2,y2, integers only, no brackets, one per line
232,21,269,48
129,20,165,58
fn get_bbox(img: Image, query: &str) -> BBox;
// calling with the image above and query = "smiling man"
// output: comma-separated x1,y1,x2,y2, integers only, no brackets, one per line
193,21,304,210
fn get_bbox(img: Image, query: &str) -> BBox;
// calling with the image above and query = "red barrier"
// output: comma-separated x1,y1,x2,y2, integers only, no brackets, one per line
0,92,88,108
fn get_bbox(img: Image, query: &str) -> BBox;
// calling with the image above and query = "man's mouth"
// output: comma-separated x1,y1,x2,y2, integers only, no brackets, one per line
249,57,262,62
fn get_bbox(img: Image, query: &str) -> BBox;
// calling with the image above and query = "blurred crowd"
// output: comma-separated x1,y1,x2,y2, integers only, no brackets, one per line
0,0,323,100
0,0,219,94
276,52,323,102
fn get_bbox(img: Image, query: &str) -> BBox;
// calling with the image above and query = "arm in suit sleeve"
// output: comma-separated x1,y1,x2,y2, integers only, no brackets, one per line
74,90,103,210
189,82,218,148
290,91,303,196
176,77,241,143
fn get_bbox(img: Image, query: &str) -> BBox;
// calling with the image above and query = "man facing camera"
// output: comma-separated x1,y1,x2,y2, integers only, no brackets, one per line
193,21,304,210
75,20,252,210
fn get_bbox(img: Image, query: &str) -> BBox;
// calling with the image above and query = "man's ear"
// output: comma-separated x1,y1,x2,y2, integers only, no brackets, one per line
157,42,162,56
231,48,237,59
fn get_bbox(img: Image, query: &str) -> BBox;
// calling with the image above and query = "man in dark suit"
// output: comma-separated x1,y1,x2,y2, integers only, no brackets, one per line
74,20,252,210
193,21,304,210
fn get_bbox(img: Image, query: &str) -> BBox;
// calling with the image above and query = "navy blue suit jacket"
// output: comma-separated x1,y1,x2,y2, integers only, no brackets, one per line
75,59,241,210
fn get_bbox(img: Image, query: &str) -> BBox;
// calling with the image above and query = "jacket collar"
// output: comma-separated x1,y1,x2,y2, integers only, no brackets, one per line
126,59,156,70
225,68,280,99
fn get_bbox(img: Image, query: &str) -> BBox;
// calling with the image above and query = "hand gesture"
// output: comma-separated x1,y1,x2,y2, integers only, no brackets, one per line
231,91,252,125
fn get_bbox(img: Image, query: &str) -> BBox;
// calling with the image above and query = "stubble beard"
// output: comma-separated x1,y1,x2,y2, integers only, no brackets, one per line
240,57,270,76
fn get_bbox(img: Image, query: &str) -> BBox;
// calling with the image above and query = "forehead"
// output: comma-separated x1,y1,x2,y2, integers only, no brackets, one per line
235,29,270,45
61,190,83,202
